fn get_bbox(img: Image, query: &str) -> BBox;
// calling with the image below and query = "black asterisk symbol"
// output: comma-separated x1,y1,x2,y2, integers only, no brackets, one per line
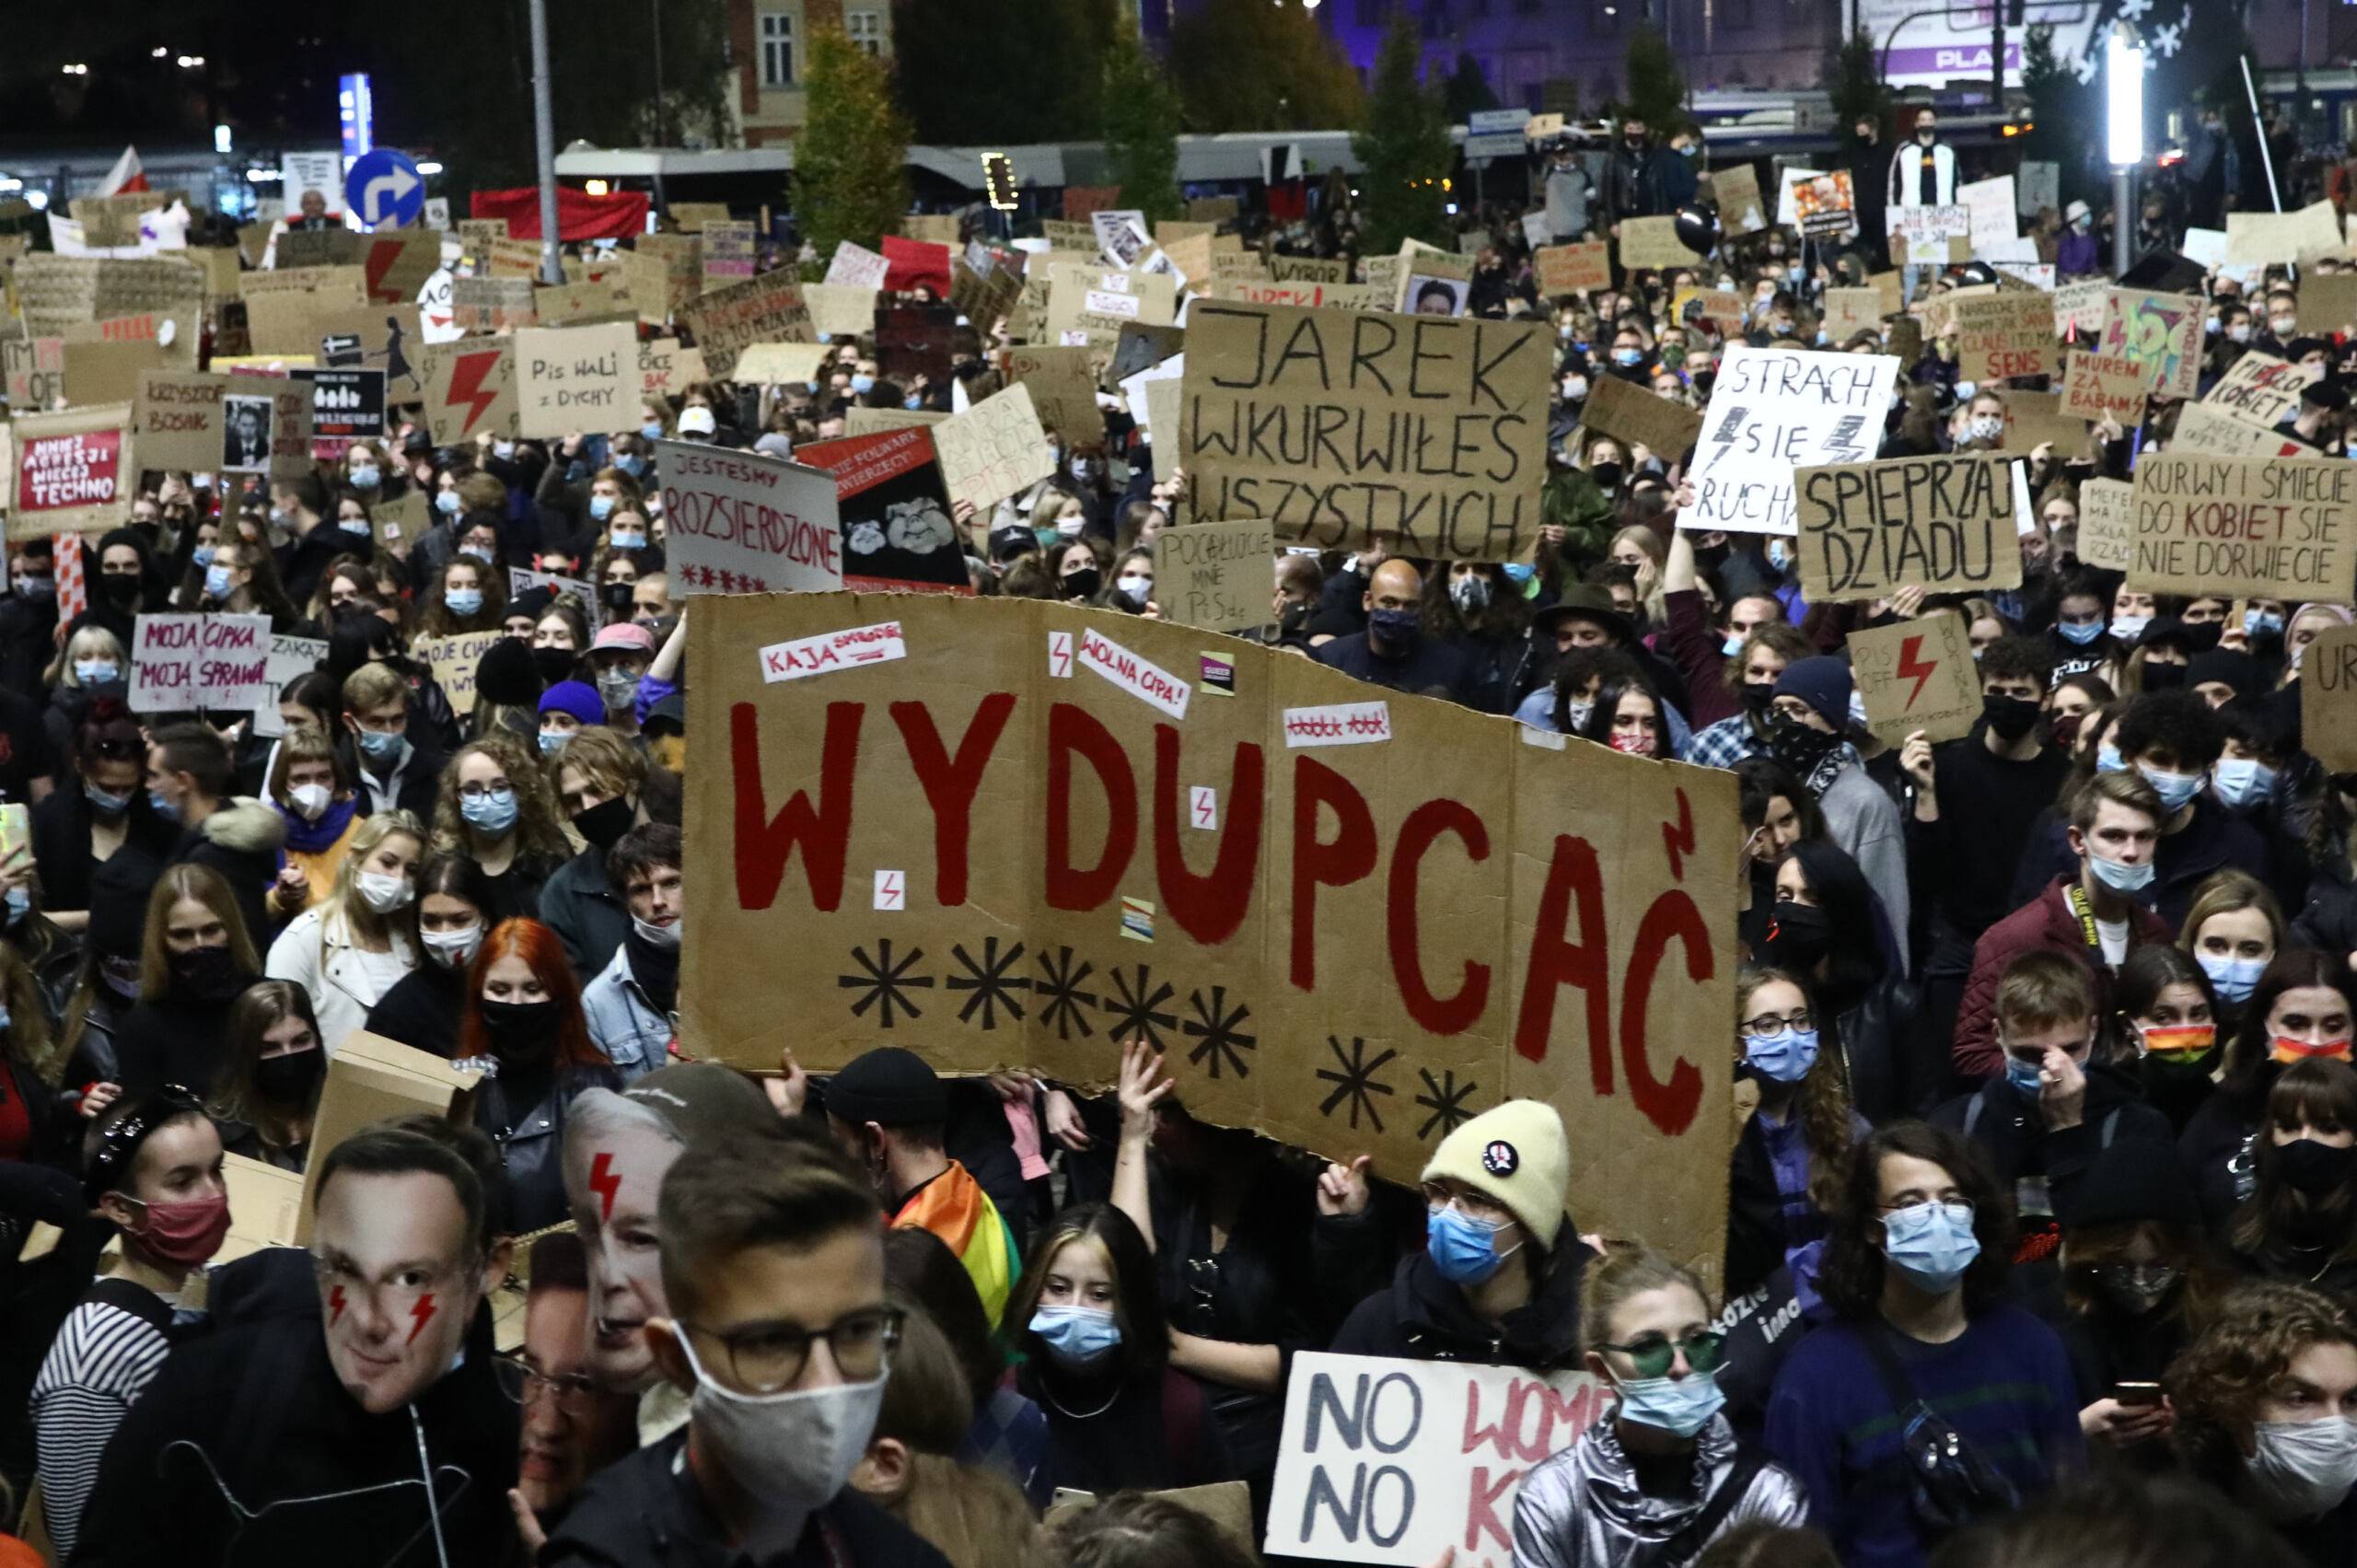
945,936,1029,1030
1317,1036,1399,1132
1414,1069,1479,1141
1102,964,1177,1051
1180,986,1256,1080
1035,947,1097,1040
838,940,935,1028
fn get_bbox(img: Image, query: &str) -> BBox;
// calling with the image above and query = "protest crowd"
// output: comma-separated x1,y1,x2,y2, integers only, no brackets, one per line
25,75,2357,1568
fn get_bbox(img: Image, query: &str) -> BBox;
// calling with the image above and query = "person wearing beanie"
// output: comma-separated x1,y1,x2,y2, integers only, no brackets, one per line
1329,1099,1593,1370
2188,649,2264,712
2290,375,2348,451
2047,1138,2225,1467
1769,656,1909,972
538,680,605,758
469,633,546,745
808,1044,1023,1325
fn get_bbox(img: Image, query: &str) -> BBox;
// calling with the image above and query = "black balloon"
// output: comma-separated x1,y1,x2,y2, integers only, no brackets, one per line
1673,202,1721,257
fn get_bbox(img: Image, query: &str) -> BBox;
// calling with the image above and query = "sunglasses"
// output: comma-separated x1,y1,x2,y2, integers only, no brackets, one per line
1595,1328,1726,1378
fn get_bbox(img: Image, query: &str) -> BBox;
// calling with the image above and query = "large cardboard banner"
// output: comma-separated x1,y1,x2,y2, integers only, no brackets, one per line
2303,623,2357,776
679,273,812,379
2170,402,2306,460
1179,301,1550,563
1580,375,1702,460
1794,453,2023,602
2100,290,2201,401
654,438,845,595
514,323,638,439
1533,243,1609,297
682,594,1739,1270
1850,613,1980,747
129,613,273,711
8,403,132,540
1264,1353,1606,1568
2130,455,2357,598
417,340,520,446
1681,346,1899,537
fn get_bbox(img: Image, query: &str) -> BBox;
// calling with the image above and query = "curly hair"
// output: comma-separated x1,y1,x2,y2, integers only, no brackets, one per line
2169,1280,2357,1493
1738,967,1856,1218
1817,1121,2016,1321
430,732,573,864
416,554,509,639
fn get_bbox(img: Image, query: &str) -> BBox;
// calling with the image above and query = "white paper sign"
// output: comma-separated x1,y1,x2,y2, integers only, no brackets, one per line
655,438,844,595
1265,1353,1608,1568
1077,627,1190,719
759,621,909,684
250,633,329,737
1681,345,1901,536
1960,175,2017,250
129,613,273,711
279,153,346,218
824,241,891,289
1283,702,1395,747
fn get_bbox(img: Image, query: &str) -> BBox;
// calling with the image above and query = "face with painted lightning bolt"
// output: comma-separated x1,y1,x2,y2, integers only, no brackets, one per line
315,1168,493,1414
563,1115,682,1389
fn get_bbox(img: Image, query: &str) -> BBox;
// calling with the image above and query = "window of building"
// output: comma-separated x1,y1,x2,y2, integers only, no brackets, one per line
846,10,883,52
760,12,794,87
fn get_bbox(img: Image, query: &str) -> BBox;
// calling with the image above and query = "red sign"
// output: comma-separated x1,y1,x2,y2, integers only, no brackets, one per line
17,430,123,516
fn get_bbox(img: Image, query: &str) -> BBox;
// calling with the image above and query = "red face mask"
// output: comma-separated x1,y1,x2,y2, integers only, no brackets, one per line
122,1192,232,1267
1608,729,1655,757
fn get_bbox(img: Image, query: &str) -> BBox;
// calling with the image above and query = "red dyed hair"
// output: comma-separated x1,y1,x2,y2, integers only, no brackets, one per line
459,917,605,1069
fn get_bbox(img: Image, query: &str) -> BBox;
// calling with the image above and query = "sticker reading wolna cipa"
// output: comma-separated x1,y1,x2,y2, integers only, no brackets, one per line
760,621,907,684
1120,896,1155,943
1283,701,1393,748
1078,627,1190,719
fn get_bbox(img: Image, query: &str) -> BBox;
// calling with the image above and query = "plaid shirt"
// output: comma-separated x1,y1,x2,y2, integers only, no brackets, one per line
1683,713,1762,769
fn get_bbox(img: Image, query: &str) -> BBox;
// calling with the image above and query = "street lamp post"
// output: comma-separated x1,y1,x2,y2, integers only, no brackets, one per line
528,0,562,284
2107,22,2143,278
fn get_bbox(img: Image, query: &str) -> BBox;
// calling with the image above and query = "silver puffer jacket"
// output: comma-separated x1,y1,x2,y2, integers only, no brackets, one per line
1511,1411,1809,1568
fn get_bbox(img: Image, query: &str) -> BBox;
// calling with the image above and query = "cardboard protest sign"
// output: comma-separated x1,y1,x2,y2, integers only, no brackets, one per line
510,568,601,629
2061,352,2147,424
14,255,203,338
533,276,633,327
1999,389,2090,459
296,1032,479,1242
1048,263,1178,348
1887,205,1971,263
1950,290,2054,383
683,588,1738,1294
1095,211,1153,270
418,340,519,446
1265,1353,1607,1568
374,487,433,553
3,339,65,412
669,202,731,233
731,343,832,386
586,248,671,326
514,323,637,439
1180,302,1550,563
62,340,164,407
931,384,1056,516
702,220,756,284
803,284,876,338
791,431,974,595
241,264,368,356
654,438,845,596
1005,345,1104,449
635,232,704,318
824,241,891,289
900,215,960,248
1213,279,1376,311
64,303,200,369
1270,256,1349,285
2075,477,2135,572
129,613,272,711
679,273,811,379
1959,175,2018,249
457,217,507,254
276,228,364,271
1614,216,1697,272
8,404,132,539
844,408,949,436
1533,243,1610,297
2304,273,2357,337
1107,322,1186,390
639,338,705,401
1824,288,1884,342
293,367,388,442
2130,454,2356,598
1849,613,1980,747
1579,375,1703,461
2302,623,2357,775
1670,287,1748,339
1794,454,2022,602
134,369,232,470
2170,401,2306,460
1712,165,1767,235
876,305,962,383
1681,346,1899,537
412,630,505,716
361,229,444,306
451,275,537,332
486,237,547,279
2100,289,2201,400
1155,518,1274,633
2227,200,2342,264
2205,350,2316,428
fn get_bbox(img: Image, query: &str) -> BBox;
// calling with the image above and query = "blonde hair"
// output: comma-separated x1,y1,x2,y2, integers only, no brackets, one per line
47,623,127,691
318,809,424,955
341,660,407,714
1579,1242,1712,1355
267,726,352,801
138,864,261,1003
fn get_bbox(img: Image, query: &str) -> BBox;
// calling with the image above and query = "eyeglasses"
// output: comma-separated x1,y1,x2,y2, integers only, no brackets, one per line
82,1083,203,1202
494,1353,607,1414
1740,1011,1813,1037
1421,1182,1512,1225
1877,1195,1974,1215
458,782,513,801
681,1305,904,1395
1595,1329,1726,1378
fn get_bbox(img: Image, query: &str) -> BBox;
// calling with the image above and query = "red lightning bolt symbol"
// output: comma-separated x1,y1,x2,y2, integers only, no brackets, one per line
329,1284,346,1324
408,1293,437,1344
1897,634,1937,708
446,350,502,436
1194,795,1213,826
587,1151,622,1220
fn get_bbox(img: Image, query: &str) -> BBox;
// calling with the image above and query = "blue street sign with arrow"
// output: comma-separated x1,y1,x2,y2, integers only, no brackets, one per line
345,147,424,230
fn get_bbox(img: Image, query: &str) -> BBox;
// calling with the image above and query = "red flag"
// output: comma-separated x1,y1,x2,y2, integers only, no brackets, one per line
98,146,148,197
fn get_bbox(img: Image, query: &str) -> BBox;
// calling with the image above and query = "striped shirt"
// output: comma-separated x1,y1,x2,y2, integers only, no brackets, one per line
29,1288,175,1561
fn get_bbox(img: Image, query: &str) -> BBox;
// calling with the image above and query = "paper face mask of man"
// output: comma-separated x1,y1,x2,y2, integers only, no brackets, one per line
563,1113,683,1391
314,1167,496,1415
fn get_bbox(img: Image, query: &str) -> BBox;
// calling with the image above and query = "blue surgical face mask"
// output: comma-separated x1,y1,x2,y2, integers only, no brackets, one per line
84,780,132,817
459,786,519,835
2,887,23,929
2096,741,2127,774
850,374,877,395
203,563,233,601
148,787,181,823
640,421,666,441
1722,632,1745,656
609,529,647,552
192,545,216,569
1028,1305,1121,1367
2057,618,2104,646
2004,1053,2046,1098
2213,756,2277,810
1426,1203,1520,1286
2088,846,2156,893
1879,1199,1980,1294
2247,609,2286,639
2139,763,2204,814
615,454,644,478
341,516,372,537
589,494,616,522
74,658,119,686
1611,1370,1727,1438
1612,347,1643,367
539,728,572,756
349,465,380,491
2199,949,2270,1005
1503,562,1537,587
1766,539,1792,573
435,490,461,517
444,587,483,617
355,726,408,765
1744,1027,1819,1084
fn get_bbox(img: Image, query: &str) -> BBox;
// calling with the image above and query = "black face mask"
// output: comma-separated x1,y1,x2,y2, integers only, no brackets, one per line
170,944,245,1004
254,1048,324,1103
1981,694,2041,743
1765,900,1834,970
1770,714,1841,776
478,998,558,1065
1590,462,1624,491
2278,1136,2357,1195
531,645,576,685
1062,567,1101,601
601,583,634,613
1917,127,1937,145
1740,681,1777,716
2142,663,2188,690
2181,620,2224,654
573,794,635,853
100,574,143,608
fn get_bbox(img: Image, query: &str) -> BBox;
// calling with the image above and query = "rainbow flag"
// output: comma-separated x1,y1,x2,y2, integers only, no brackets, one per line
895,1159,1019,1326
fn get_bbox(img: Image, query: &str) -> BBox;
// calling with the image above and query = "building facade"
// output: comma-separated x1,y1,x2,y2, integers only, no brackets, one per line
727,0,896,146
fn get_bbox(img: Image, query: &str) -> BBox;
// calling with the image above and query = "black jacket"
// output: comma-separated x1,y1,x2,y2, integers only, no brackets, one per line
366,959,466,1056
1311,630,1480,707
74,1298,518,1567
542,1430,954,1568
1329,1243,1594,1371
167,797,289,951
111,986,245,1098
1932,1063,2175,1225
540,846,631,981
470,1060,623,1232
